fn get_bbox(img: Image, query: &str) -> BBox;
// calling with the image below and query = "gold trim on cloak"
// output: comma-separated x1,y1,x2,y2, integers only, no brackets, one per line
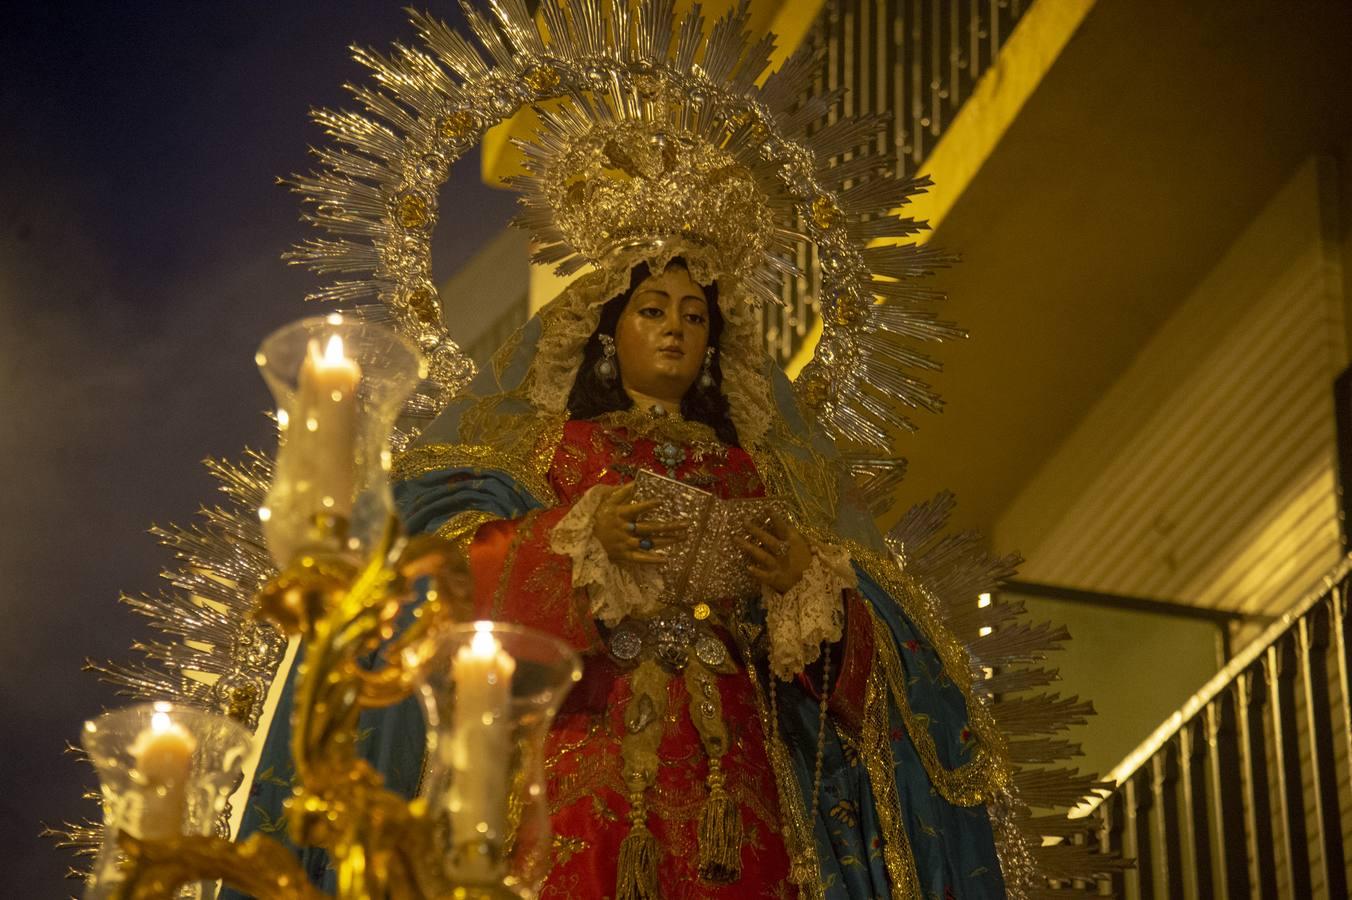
854,551,1013,804
861,665,922,897
750,427,1013,803
433,509,501,558
739,657,826,900
392,413,564,505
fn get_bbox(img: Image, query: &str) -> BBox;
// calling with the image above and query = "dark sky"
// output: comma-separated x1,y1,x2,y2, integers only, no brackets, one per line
0,3,516,890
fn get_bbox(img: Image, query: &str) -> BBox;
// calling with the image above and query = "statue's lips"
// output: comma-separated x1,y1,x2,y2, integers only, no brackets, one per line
657,346,685,358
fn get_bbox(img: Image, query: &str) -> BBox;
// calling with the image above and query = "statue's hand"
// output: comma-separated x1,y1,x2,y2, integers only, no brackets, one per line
740,511,812,594
592,481,688,564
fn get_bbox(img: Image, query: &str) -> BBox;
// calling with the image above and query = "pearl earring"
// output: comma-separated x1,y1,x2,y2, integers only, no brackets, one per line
699,347,716,389
596,334,617,382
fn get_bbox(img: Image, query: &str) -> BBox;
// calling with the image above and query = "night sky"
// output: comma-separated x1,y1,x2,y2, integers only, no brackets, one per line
0,3,516,890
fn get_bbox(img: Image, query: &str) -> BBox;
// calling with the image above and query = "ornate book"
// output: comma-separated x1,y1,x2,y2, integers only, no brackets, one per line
632,469,783,606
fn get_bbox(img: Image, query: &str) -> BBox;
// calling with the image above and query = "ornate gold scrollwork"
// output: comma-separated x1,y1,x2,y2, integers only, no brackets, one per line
110,515,477,900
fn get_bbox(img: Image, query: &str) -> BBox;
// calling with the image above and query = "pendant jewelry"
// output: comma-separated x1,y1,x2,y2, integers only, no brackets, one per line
611,627,642,662
699,347,716,390
596,334,617,382
655,441,686,474
606,609,736,675
694,633,729,669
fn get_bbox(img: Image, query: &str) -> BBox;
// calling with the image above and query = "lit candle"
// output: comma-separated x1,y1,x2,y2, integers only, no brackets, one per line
130,711,196,840
448,627,516,878
295,334,362,519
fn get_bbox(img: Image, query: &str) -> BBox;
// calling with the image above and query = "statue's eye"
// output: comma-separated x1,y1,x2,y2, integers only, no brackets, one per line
638,306,663,318
684,313,706,325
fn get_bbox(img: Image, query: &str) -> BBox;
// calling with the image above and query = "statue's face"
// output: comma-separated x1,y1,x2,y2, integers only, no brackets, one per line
614,264,710,405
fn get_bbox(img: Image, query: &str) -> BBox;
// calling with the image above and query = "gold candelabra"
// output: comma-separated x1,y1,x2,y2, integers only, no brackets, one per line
80,318,581,900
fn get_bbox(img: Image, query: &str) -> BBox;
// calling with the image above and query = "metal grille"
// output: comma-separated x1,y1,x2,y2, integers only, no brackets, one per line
764,0,1029,366
1062,557,1352,899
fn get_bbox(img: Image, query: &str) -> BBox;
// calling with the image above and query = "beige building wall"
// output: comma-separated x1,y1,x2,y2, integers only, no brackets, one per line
992,157,1351,802
996,156,1348,632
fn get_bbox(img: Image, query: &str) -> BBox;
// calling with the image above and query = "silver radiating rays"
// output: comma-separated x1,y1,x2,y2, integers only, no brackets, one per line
280,0,958,461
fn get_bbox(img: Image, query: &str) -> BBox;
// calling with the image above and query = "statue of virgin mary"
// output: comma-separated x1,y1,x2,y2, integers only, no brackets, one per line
231,246,1013,898
69,3,1108,898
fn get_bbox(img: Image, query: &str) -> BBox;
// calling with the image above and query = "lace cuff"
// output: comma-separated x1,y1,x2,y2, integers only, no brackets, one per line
764,541,855,680
548,484,664,626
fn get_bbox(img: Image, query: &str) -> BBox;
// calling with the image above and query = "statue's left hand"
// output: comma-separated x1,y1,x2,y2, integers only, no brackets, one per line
740,511,813,594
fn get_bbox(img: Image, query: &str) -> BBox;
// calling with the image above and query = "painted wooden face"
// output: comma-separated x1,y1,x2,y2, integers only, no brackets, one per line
614,264,711,405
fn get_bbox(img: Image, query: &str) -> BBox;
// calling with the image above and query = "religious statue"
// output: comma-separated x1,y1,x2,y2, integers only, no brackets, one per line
67,3,1108,898
232,249,1010,898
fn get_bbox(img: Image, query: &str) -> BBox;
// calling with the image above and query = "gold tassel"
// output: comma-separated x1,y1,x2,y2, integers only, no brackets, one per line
617,662,667,899
697,758,743,882
616,799,661,900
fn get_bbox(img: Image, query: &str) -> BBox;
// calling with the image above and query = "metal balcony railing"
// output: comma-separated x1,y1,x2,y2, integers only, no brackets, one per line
764,0,1031,366
1064,556,1352,899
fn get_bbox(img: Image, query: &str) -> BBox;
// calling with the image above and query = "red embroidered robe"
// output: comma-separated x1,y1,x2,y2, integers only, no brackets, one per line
462,417,872,898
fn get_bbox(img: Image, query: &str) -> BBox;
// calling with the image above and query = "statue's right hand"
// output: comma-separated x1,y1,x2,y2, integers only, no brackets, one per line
592,481,688,564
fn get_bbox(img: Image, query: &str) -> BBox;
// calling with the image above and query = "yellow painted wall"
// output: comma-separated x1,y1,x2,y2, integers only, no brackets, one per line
994,156,1350,790
903,0,1094,240
995,157,1347,625
1010,592,1221,791
785,0,1093,386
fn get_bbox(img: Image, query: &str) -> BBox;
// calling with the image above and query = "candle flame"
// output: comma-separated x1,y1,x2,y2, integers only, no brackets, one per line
470,629,500,659
306,334,352,369
151,711,173,734
323,334,346,365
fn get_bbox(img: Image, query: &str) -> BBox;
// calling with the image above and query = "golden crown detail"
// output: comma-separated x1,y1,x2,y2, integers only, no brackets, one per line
283,0,961,455
517,121,774,289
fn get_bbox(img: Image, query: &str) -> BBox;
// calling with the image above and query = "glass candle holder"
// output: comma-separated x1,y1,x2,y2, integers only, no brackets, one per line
405,622,582,898
81,701,253,899
255,314,425,567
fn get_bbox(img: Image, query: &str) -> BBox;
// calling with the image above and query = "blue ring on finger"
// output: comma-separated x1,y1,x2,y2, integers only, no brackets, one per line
639,538,654,551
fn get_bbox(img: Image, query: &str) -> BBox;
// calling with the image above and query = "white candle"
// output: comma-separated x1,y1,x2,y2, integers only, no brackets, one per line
448,627,516,878
130,711,196,840
294,334,362,518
